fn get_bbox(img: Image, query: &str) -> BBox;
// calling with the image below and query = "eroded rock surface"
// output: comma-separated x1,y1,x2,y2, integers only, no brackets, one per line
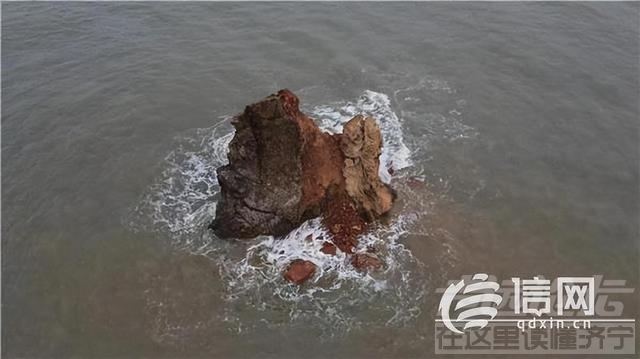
341,115,395,220
321,191,366,254
210,89,343,238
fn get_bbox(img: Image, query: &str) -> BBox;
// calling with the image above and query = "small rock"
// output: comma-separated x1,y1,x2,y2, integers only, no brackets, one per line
320,242,337,255
283,259,316,285
350,253,383,272
210,89,344,238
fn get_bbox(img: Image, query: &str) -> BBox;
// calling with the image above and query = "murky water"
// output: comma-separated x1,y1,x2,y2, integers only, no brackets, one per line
2,3,638,358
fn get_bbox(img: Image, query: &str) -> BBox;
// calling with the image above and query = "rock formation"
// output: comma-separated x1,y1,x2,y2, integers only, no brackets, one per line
211,89,344,238
210,89,395,283
341,115,394,220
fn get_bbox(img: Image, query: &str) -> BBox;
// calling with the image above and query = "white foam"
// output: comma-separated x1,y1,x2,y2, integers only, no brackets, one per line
202,211,429,333
128,121,232,236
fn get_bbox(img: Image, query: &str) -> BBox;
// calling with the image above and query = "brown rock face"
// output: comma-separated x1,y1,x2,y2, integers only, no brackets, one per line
210,89,344,238
321,191,366,254
283,259,316,285
341,115,395,220
210,90,394,278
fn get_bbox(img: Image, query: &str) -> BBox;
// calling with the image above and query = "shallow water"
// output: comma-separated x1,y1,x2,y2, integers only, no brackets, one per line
2,3,638,358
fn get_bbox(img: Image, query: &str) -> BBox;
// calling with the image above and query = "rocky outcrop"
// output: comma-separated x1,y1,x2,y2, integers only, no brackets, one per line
210,89,344,238
210,89,394,283
341,115,394,220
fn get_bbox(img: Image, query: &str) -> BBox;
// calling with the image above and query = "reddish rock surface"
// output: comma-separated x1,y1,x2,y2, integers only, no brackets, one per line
283,259,316,285
321,191,366,254
320,241,337,255
407,176,426,190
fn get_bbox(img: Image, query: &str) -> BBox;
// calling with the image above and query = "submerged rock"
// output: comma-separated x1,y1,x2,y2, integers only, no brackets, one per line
210,89,395,279
320,241,337,255
350,253,383,272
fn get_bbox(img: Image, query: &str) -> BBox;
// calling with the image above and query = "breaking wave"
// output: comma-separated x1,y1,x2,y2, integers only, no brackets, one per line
128,87,470,335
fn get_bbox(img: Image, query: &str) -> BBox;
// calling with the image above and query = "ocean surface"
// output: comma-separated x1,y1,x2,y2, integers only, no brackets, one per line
2,3,638,358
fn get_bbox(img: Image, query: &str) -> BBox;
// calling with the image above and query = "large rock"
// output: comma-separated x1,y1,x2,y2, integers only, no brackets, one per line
210,90,395,272
210,89,344,238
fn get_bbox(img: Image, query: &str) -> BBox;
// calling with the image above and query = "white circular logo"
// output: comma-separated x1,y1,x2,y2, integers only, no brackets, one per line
438,273,503,333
